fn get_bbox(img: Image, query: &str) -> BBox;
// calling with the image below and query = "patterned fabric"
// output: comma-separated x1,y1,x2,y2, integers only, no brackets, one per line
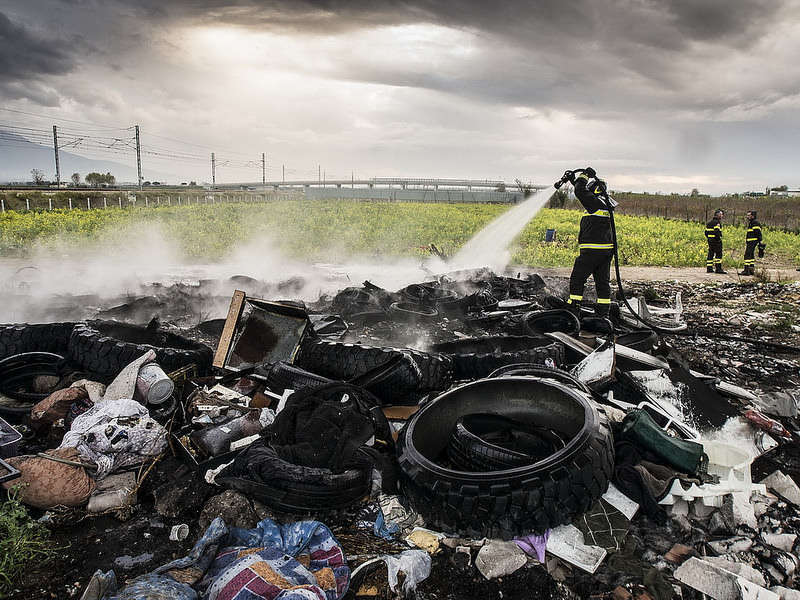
83,518,349,600
201,519,349,600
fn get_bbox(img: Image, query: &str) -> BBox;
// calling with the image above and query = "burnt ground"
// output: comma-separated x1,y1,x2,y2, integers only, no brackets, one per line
2,269,800,600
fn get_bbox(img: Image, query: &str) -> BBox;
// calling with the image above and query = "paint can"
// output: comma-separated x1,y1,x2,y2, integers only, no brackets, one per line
135,363,174,405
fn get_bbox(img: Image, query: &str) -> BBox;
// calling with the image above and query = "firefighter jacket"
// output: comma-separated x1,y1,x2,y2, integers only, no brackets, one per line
746,219,762,244
574,173,613,251
705,217,722,243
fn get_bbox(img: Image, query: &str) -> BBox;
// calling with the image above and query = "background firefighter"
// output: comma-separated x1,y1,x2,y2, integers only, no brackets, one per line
564,167,614,319
740,210,763,276
704,209,726,274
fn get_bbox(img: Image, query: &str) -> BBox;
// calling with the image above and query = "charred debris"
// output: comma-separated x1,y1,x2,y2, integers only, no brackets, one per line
1,268,800,600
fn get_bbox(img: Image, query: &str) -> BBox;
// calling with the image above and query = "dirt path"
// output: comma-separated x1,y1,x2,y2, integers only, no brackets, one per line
532,265,800,283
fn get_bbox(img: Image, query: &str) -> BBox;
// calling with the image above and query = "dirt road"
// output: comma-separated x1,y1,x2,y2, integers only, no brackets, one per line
533,265,800,283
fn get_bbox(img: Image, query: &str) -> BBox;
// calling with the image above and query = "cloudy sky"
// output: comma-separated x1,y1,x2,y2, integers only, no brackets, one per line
1,0,799,192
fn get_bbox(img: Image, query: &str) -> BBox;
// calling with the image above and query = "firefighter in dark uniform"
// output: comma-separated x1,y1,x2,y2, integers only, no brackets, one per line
704,209,726,274
563,167,613,318
739,210,763,276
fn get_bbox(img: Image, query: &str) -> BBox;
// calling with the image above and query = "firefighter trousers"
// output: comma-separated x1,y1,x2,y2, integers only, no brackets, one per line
706,241,722,268
744,242,757,268
568,249,613,315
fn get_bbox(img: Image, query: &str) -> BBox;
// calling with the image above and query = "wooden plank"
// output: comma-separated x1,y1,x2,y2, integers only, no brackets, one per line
213,290,246,369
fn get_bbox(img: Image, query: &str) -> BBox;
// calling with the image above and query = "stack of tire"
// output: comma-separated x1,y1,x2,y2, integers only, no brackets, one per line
397,376,614,539
0,320,212,376
431,335,565,380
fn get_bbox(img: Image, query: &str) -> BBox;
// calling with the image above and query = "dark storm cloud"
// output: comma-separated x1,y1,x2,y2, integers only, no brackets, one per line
0,11,74,78
0,10,81,102
85,0,791,115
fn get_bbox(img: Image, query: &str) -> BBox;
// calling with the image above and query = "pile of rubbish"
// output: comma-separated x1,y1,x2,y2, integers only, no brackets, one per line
1,268,799,600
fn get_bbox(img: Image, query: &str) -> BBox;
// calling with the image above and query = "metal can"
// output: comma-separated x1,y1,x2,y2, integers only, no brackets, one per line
135,363,174,405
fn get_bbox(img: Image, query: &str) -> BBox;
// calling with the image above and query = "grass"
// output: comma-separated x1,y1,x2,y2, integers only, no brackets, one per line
0,487,55,596
1,200,799,268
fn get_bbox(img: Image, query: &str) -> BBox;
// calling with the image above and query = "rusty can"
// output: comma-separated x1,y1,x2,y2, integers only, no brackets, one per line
135,363,174,405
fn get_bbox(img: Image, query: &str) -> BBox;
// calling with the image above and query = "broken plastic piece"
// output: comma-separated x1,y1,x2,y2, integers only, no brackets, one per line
659,472,766,508
475,540,529,579
546,524,607,574
570,339,615,389
674,557,779,600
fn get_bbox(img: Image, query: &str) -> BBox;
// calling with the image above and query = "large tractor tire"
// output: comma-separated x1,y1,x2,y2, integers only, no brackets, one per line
397,377,613,539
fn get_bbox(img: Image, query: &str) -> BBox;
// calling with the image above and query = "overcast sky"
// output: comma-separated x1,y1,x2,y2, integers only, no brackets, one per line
1,0,799,193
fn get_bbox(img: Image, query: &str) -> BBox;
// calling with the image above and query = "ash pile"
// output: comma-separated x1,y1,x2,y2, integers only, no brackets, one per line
1,268,800,600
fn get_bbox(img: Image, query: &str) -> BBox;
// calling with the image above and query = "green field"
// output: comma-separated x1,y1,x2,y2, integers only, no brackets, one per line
1,200,799,267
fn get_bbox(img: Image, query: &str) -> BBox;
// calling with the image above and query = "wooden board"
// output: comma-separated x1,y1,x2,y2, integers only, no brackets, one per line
213,289,246,369
382,405,421,420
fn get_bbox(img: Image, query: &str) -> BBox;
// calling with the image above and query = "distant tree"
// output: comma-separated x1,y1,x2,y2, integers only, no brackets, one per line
771,185,788,192
31,168,45,185
85,172,103,187
103,172,115,186
189,181,197,186
70,172,81,186
495,182,506,192
690,188,700,197
549,189,569,209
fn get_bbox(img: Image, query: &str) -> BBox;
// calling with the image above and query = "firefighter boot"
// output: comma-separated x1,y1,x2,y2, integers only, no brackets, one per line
566,300,581,321
715,264,727,274
706,266,714,273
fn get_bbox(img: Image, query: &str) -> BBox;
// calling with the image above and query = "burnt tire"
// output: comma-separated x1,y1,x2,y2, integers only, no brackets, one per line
521,310,580,336
487,363,592,393
397,377,613,539
615,330,658,353
0,323,76,361
431,336,565,380
217,445,371,512
67,320,213,378
447,414,567,472
295,340,453,402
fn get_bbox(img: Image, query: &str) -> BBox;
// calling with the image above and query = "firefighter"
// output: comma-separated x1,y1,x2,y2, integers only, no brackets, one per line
704,209,726,274
563,167,613,319
739,210,763,276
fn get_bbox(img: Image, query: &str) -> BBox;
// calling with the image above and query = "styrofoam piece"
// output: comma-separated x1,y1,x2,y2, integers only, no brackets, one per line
703,440,754,485
602,483,639,520
659,471,767,507
675,557,779,600
546,524,607,574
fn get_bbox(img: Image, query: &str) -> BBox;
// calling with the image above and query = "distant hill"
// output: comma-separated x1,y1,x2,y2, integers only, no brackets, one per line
0,131,172,184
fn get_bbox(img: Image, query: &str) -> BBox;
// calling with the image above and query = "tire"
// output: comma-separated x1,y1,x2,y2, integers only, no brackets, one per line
487,363,592,394
430,336,565,380
0,352,67,419
68,320,213,378
615,330,658,353
295,340,453,401
263,361,334,393
447,414,568,471
388,302,438,322
521,310,581,336
397,377,614,538
0,323,76,361
217,444,371,512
